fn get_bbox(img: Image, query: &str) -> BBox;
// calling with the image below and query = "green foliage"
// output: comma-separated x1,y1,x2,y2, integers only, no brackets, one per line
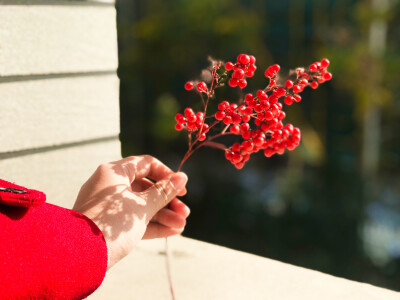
117,0,400,290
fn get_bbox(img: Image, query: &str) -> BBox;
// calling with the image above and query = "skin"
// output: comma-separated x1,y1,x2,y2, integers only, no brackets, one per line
73,155,190,270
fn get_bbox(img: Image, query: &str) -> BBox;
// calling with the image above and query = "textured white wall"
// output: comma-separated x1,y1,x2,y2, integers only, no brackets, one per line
0,0,121,208
0,2,118,76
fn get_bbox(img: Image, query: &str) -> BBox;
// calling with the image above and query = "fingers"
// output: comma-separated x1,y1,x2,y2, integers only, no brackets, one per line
117,155,176,184
132,177,187,196
152,208,186,229
168,198,191,218
142,223,184,239
144,198,190,239
138,172,188,221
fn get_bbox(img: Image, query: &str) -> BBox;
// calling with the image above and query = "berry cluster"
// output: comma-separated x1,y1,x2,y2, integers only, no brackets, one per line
175,108,209,141
175,55,332,170
224,54,257,89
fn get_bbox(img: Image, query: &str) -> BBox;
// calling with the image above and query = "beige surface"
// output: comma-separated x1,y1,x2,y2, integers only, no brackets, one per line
0,3,117,76
0,74,119,152
0,139,121,208
90,235,399,300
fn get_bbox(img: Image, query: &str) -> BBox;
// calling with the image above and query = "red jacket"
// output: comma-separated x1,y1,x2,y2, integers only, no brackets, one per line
0,179,107,299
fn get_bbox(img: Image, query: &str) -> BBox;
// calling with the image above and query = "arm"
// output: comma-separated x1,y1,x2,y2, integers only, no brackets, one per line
0,155,189,298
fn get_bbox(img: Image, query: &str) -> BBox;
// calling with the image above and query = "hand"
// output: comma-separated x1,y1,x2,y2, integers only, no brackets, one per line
73,155,189,269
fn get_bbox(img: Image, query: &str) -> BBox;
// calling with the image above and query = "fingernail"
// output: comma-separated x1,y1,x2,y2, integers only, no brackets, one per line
170,172,188,191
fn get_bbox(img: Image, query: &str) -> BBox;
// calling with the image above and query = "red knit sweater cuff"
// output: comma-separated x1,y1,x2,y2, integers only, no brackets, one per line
0,202,108,299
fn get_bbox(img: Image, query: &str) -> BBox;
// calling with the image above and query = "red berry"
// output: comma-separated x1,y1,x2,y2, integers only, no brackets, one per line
299,79,308,86
242,115,251,122
223,116,232,124
264,148,275,157
238,54,250,65
320,58,330,68
218,101,229,111
323,72,332,81
254,137,265,147
293,85,303,93
293,95,302,102
197,82,207,92
188,115,197,123
175,123,184,131
282,129,290,138
275,87,286,97
232,143,241,152
284,124,294,132
311,81,319,89
232,114,242,124
230,124,240,134
184,107,194,117
286,80,294,89
175,113,185,123
184,82,194,90
242,131,251,139
269,95,278,104
196,111,204,120
265,111,274,121
235,162,245,169
309,64,318,72
198,133,206,141
256,90,266,98
272,64,280,73
261,123,269,132
215,110,225,120
225,62,234,70
225,150,233,161
186,122,196,130
232,153,243,163
240,123,250,132
238,79,247,89
292,134,301,143
284,95,294,105
248,64,256,72
228,78,238,87
245,70,254,77
245,93,254,103
233,69,245,79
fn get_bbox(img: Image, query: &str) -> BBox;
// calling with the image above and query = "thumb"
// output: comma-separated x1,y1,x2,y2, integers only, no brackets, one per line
139,172,188,220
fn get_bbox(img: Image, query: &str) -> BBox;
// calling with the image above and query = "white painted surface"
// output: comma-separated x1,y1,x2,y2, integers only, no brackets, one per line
90,235,399,300
0,74,120,152
0,139,121,208
0,4,118,76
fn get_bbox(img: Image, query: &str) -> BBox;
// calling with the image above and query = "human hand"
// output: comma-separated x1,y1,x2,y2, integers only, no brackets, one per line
73,155,189,269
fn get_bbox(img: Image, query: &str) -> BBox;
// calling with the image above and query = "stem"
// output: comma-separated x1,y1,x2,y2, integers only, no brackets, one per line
165,238,175,300
165,62,226,300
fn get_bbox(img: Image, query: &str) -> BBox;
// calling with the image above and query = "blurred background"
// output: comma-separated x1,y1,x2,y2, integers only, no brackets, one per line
116,0,400,290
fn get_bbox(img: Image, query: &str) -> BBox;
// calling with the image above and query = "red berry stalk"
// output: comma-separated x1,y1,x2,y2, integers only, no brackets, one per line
169,56,331,299
175,55,332,171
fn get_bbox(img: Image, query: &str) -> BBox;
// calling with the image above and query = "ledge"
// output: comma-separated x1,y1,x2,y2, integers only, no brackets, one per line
89,236,398,299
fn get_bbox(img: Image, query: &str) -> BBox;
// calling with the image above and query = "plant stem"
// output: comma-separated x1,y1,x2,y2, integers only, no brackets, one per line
165,62,226,300
165,237,175,300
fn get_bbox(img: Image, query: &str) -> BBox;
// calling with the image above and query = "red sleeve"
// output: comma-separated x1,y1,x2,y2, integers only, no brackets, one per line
0,180,107,299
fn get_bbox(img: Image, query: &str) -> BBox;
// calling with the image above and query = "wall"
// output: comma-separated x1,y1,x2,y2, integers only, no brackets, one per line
0,0,121,208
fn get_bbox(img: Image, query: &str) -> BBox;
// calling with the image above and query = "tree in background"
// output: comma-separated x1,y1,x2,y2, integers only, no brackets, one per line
116,0,400,290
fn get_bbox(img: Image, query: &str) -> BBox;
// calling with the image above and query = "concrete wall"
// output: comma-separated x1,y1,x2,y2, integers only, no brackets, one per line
0,0,121,209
